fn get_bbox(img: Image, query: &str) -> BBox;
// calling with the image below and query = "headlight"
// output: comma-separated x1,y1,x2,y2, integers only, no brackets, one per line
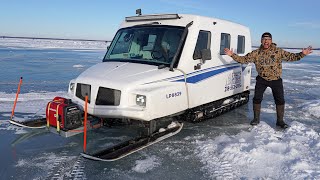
136,95,146,107
69,82,75,93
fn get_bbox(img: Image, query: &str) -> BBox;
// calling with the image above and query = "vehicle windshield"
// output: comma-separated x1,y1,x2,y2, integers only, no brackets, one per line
104,26,184,66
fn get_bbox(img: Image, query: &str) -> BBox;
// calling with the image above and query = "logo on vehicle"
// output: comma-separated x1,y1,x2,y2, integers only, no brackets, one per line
225,71,242,92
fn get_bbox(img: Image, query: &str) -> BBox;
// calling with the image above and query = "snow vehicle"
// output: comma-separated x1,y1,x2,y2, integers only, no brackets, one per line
10,12,252,161
69,13,251,121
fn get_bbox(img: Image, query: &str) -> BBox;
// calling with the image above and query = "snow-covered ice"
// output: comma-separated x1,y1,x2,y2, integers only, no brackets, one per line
132,155,162,173
0,37,109,50
195,121,320,179
1,38,319,179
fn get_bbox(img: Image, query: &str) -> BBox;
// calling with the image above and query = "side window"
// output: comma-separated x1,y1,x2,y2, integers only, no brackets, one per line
220,33,230,55
193,30,211,60
237,35,245,54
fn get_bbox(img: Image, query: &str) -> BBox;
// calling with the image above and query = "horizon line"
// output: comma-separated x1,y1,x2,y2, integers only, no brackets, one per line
1,35,318,50
0,35,111,43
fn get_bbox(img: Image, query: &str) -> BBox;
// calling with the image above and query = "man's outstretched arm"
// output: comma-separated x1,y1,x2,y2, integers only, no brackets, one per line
302,46,313,55
281,46,313,62
224,48,255,64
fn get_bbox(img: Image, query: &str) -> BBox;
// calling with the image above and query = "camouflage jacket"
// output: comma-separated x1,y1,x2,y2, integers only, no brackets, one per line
231,43,306,81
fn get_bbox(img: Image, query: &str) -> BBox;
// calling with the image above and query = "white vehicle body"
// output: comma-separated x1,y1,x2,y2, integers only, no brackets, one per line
68,14,252,121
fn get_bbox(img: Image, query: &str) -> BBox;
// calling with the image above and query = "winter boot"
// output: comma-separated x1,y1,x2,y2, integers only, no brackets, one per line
250,104,261,125
276,105,289,129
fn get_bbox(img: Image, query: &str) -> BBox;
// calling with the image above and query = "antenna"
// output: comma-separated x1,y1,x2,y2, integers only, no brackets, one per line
136,9,142,16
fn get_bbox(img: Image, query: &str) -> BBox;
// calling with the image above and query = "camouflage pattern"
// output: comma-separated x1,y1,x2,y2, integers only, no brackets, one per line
231,43,306,81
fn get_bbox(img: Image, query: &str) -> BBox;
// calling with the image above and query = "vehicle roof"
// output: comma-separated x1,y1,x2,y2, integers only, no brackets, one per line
119,13,249,32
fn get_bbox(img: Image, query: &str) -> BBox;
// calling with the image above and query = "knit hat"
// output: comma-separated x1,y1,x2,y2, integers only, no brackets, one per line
261,32,272,39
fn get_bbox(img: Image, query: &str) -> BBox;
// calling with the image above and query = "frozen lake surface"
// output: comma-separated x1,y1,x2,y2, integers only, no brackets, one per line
0,38,320,179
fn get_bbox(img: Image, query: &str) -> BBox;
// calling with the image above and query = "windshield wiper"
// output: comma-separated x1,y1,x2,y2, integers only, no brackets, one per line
158,64,167,69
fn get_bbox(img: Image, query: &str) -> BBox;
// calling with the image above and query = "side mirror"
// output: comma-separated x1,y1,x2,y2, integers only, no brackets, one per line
194,49,211,70
193,49,211,60
201,49,211,61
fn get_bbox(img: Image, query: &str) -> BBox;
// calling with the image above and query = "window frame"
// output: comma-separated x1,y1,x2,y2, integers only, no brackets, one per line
193,30,212,60
220,33,231,55
237,35,245,54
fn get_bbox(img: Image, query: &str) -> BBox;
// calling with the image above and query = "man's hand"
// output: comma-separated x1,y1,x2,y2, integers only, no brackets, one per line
224,48,234,56
302,46,313,55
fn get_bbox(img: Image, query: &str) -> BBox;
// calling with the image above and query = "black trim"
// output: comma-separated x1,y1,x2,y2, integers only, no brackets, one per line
170,21,193,71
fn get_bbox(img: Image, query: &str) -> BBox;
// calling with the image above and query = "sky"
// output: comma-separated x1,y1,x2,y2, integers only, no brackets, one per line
0,0,319,48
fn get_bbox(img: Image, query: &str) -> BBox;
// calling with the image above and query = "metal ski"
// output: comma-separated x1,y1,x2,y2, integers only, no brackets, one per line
81,121,183,161
9,118,47,129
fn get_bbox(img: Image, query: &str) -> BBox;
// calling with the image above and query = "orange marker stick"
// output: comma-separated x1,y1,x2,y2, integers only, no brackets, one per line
11,77,23,120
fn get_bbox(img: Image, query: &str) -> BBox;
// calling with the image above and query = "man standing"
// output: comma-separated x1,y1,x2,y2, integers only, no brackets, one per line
224,32,312,128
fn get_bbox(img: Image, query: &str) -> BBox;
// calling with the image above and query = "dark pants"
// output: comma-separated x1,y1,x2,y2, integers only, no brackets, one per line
253,76,285,105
